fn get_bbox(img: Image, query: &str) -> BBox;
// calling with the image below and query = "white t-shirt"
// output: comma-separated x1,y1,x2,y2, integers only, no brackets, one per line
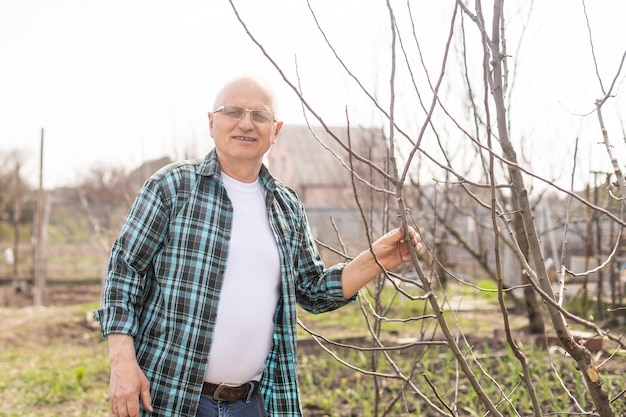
204,172,281,385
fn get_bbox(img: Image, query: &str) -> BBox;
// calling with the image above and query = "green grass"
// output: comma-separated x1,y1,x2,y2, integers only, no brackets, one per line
0,346,110,417
0,345,109,417
298,281,512,342
0,303,110,417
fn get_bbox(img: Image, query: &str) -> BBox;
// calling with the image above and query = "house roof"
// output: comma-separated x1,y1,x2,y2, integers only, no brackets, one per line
268,124,388,188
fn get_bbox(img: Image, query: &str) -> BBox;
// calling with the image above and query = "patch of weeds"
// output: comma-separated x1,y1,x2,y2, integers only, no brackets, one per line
0,343,110,417
298,337,626,416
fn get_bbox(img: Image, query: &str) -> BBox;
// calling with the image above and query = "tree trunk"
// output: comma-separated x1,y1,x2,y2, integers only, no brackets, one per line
488,2,615,414
511,194,545,334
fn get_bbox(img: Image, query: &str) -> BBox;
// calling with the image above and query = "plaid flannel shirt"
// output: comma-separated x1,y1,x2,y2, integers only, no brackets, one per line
95,148,354,416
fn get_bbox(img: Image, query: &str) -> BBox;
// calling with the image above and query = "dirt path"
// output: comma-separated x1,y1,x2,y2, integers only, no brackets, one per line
0,282,103,308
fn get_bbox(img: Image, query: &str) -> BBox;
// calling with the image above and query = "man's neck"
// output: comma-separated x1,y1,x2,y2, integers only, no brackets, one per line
217,157,261,183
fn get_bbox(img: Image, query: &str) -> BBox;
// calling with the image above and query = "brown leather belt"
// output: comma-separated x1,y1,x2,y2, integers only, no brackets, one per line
202,381,259,402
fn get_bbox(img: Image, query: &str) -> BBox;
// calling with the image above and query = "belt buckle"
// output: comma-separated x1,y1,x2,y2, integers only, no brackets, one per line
212,383,230,401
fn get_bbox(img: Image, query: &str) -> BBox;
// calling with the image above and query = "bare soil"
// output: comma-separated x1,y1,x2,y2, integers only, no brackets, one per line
0,282,104,351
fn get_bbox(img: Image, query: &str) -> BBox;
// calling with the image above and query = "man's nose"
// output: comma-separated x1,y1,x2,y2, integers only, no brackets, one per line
238,111,255,128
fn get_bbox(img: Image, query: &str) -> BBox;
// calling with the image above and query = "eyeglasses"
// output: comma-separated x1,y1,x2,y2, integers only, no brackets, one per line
212,104,276,124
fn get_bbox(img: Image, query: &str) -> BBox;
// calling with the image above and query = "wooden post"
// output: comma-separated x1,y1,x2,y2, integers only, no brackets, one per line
12,160,21,281
34,128,45,307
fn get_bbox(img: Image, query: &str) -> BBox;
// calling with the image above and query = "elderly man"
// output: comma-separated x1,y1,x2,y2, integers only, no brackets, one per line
95,75,421,417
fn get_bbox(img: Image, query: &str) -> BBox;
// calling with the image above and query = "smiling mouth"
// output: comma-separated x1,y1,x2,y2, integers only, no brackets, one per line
233,136,256,142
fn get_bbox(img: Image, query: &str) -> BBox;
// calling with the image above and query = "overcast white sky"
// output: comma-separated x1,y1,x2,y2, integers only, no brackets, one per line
1,1,625,189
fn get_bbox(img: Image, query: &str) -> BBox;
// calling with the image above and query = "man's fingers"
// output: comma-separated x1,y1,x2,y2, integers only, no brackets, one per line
406,227,423,250
140,382,154,413
110,400,131,417
110,390,142,417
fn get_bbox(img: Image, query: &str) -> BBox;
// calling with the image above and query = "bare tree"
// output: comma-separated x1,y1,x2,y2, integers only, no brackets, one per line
72,163,132,254
230,0,625,415
0,150,35,285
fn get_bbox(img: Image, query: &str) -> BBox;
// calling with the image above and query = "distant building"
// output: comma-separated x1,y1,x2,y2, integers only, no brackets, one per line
268,124,391,263
126,156,173,192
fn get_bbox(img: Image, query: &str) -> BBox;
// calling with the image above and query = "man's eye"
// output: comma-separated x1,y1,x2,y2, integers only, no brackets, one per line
253,113,271,123
225,109,243,117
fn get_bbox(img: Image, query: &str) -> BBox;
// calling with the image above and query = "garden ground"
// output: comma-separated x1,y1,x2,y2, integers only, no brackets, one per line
1,281,624,417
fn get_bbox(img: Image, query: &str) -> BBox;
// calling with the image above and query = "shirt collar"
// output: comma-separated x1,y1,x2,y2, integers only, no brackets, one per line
198,148,277,194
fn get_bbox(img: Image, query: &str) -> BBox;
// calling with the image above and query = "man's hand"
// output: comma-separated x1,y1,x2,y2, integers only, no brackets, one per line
108,334,153,416
341,226,422,299
370,226,422,270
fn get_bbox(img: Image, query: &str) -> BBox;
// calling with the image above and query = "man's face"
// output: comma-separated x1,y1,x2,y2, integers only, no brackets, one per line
209,83,283,171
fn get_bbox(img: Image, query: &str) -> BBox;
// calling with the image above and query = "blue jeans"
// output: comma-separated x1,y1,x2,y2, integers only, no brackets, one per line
196,393,267,417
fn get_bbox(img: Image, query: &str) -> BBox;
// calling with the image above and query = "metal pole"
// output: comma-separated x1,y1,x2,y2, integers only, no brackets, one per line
34,128,45,307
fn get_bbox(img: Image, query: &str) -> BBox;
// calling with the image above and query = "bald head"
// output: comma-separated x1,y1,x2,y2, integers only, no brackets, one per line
213,76,278,115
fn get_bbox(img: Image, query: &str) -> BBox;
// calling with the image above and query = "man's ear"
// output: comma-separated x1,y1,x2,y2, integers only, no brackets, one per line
208,112,216,138
272,121,284,144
